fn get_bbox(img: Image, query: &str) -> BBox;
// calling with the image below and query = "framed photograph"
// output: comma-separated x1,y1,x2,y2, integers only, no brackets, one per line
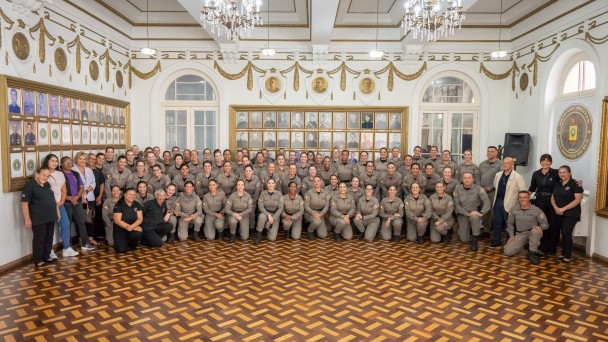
7,88,21,114
69,99,80,120
25,152,36,177
389,113,402,130
263,131,276,148
319,132,332,149
61,124,71,145
311,76,328,94
236,111,248,128
389,133,402,148
333,132,345,150
277,132,290,148
107,126,113,144
8,120,22,147
112,106,118,125
36,92,48,117
333,112,346,129
37,121,49,145
38,151,49,166
305,132,318,148
10,153,23,178
91,126,98,145
292,112,304,129
120,129,125,144
22,90,35,115
347,132,359,149
249,131,262,148
24,121,36,146
263,111,276,128
375,113,388,129
374,133,387,149
291,131,304,149
360,132,374,150
277,112,290,128
87,102,96,122
361,112,374,129
237,131,249,148
596,98,608,217
319,112,331,129
49,95,59,118
60,96,70,119
347,112,360,129
72,125,81,145
305,112,318,129
250,111,262,128
82,125,90,145
97,104,105,123
119,108,125,125
99,126,106,144
105,105,113,124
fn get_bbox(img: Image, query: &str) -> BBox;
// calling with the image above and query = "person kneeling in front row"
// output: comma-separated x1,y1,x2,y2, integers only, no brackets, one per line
113,188,143,253
140,189,173,247
504,190,548,265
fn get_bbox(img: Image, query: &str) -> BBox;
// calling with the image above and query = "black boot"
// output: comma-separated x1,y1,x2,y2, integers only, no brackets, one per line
334,232,342,242
470,235,478,251
441,234,450,243
527,251,540,265
255,231,262,244
393,235,400,242
307,231,315,240
193,231,201,242
218,231,224,240
230,233,236,243
167,233,175,243
357,231,365,240
417,236,424,244
285,229,291,240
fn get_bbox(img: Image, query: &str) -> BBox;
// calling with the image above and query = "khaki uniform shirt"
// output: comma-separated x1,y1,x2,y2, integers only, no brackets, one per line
304,189,331,216
380,172,403,198
379,197,404,220
453,184,491,216
404,194,432,221
126,172,151,190
335,161,355,182
202,192,227,215
318,166,337,186
258,190,284,220
194,171,218,197
225,192,253,216
428,194,454,222
105,168,132,198
172,174,196,193
187,162,204,176
349,187,365,204
282,194,305,220
402,173,428,196
507,204,548,237
479,159,502,190
296,163,310,180
175,192,203,217
280,174,301,195
331,195,356,217
216,172,238,196
259,171,280,191
456,163,481,184
357,196,379,220
242,175,262,204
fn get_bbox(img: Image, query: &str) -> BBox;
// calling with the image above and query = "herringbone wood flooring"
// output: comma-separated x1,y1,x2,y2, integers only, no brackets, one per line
1,236,607,341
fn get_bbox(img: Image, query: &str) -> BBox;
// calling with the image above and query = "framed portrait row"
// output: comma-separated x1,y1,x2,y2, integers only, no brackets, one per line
236,131,402,151
246,150,384,163
1,75,130,192
6,87,126,126
235,110,403,130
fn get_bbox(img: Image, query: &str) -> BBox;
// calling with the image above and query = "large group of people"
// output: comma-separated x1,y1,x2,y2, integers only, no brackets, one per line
21,144,583,267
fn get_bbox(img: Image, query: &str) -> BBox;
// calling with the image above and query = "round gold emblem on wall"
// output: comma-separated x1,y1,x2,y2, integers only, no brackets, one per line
519,72,529,91
12,32,30,60
89,60,99,81
557,104,592,160
359,77,375,95
116,70,124,88
54,47,67,72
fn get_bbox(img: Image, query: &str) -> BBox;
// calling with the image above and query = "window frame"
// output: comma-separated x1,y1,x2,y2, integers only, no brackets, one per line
559,53,596,100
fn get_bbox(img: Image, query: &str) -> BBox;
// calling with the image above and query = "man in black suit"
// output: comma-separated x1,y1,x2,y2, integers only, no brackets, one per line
306,113,317,128
362,114,373,129
347,133,359,148
264,133,276,148
320,113,331,128
292,132,304,148
347,113,359,129
237,113,248,128
237,132,248,148
306,133,318,148
292,112,304,129
277,132,290,147
263,112,276,128
277,112,290,128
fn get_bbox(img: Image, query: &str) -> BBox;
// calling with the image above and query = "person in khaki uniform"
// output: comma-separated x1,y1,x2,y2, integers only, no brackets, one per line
335,150,355,186
105,156,132,198
216,161,238,196
455,150,481,184
296,154,310,179
255,178,284,243
379,185,405,241
225,180,253,242
126,161,151,190
300,165,317,196
436,150,458,175
422,163,442,197
440,166,459,198
329,183,356,241
318,157,337,186
353,184,380,241
241,165,261,230
164,184,179,243
202,180,226,241
504,191,548,265
360,161,381,199
404,183,432,244
282,182,305,240
195,161,217,197
348,177,365,204
304,176,331,239
187,150,204,176
429,182,454,243
373,148,391,176
149,165,171,194
102,185,122,246
402,163,427,197
259,163,280,192
390,147,404,172
479,146,502,235
379,162,403,199
174,181,204,241
325,175,340,199
280,164,301,195
172,164,196,193
353,152,369,178
453,172,491,251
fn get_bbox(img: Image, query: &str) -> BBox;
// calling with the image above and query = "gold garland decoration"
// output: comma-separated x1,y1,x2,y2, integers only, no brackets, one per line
124,60,162,89
214,61,267,91
526,43,560,87
0,7,15,30
479,61,520,91
584,31,608,45
66,34,91,74
374,62,427,91
280,62,314,91
29,17,56,64
327,62,360,91
99,48,118,82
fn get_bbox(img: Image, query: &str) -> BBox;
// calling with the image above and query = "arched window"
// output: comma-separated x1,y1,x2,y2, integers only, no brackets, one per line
160,73,219,151
419,74,480,161
562,59,595,94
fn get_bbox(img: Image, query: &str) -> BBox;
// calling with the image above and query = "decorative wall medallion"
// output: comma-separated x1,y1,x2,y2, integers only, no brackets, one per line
116,70,123,88
352,74,383,105
306,72,333,105
39,127,47,139
264,76,281,93
557,104,592,160
54,47,67,71
311,76,329,94
89,60,99,81
519,72,529,91
12,32,30,60
26,159,35,173
359,77,376,95
259,72,285,104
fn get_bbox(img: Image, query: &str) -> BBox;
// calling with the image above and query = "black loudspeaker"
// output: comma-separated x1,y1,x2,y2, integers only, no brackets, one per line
503,133,531,166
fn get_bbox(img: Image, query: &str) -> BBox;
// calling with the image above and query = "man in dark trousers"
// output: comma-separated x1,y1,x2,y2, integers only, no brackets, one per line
141,189,173,246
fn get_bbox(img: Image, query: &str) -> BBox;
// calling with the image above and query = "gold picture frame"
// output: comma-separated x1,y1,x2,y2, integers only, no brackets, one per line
595,97,608,217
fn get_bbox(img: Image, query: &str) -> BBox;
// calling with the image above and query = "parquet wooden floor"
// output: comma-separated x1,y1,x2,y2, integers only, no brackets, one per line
1,236,607,341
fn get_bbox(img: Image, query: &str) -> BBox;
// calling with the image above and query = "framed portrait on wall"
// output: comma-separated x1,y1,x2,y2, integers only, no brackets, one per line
39,151,49,166
263,131,276,148
119,108,125,125
237,131,248,148
277,112,290,128
319,112,331,129
334,112,346,129
112,106,118,125
8,120,22,147
250,111,262,128
105,105,113,124
374,133,387,149
263,112,276,128
71,99,80,120
72,125,81,145
347,132,359,149
82,125,90,145
389,113,402,129
36,92,48,117
49,95,59,118
347,112,360,129
360,132,373,150
113,129,119,144
319,132,332,149
333,132,345,150
107,126,113,144
305,112,318,129
375,113,388,129
7,88,21,114
361,113,374,129
60,96,70,119
305,132,318,148
120,129,125,144
236,111,248,128
250,131,262,148
389,133,401,148
99,127,106,145
292,112,304,129
277,132,290,148
61,124,71,145
23,90,35,115
24,121,36,146
291,131,304,149
87,102,95,122
37,121,49,146
97,104,105,123
25,152,36,177
10,153,23,178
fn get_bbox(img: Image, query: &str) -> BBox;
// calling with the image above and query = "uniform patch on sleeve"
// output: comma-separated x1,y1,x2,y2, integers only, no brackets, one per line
540,213,546,219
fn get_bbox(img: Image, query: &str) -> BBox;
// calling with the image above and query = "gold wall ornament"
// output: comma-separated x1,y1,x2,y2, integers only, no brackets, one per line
0,7,15,30
374,62,427,91
556,104,592,161
29,18,56,64
359,77,375,95
595,97,608,217
479,61,519,91
12,32,30,60
89,60,99,81
54,47,67,72
99,49,117,82
213,61,266,91
519,72,529,91
124,60,162,89
67,35,91,74
115,70,123,88
264,76,281,93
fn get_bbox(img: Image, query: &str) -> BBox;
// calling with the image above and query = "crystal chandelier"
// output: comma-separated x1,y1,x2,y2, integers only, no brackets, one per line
402,0,465,42
201,0,263,41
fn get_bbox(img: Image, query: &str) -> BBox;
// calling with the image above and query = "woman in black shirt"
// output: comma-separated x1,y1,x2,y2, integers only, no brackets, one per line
528,154,559,254
113,188,143,253
551,165,583,263
21,168,59,266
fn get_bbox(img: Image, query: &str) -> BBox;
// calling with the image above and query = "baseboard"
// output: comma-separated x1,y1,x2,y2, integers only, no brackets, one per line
0,242,63,275
592,253,608,265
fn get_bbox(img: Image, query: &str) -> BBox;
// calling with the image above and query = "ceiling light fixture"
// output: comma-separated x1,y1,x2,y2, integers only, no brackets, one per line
402,0,465,42
201,0,263,42
261,0,275,56
369,0,383,59
140,0,156,56
490,0,508,59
